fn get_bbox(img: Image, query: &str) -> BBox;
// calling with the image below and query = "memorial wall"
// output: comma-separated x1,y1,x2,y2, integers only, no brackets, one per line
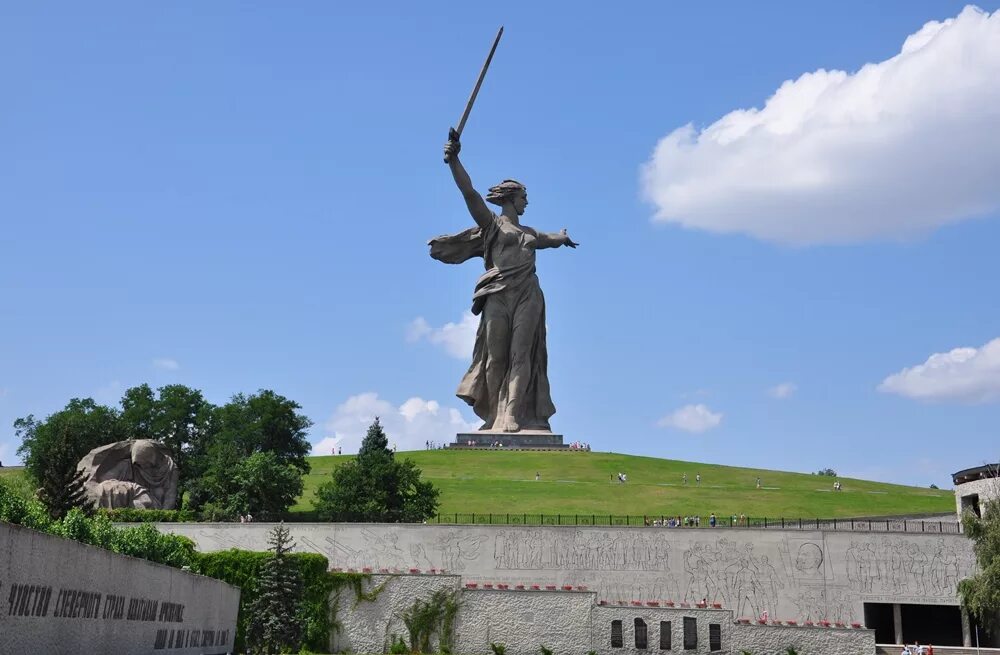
160,522,974,623
1,522,240,655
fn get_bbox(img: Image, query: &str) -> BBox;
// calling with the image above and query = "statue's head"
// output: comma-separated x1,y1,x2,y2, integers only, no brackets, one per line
131,440,161,471
486,179,527,215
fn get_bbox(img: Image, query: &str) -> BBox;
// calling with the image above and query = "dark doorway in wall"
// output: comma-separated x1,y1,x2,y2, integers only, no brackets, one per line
961,493,981,518
863,603,895,644
864,603,965,646
902,604,962,646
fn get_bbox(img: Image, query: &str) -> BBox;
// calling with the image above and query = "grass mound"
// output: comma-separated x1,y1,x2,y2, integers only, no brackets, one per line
295,450,954,520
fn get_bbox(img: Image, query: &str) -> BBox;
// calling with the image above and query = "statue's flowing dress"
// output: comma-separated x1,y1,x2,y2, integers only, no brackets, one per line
430,212,555,431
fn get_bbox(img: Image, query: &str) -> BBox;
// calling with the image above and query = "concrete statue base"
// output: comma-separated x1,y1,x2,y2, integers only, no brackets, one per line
451,430,566,449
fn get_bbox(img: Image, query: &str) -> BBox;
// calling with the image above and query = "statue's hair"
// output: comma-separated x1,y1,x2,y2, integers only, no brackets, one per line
485,179,526,206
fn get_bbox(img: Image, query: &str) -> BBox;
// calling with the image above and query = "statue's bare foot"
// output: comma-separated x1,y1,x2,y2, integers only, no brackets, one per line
500,418,521,432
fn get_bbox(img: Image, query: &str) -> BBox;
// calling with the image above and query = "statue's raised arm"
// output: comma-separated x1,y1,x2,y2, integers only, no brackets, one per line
444,129,492,230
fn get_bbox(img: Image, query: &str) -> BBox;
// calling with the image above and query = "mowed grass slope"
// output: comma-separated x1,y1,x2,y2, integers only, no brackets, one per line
296,450,954,519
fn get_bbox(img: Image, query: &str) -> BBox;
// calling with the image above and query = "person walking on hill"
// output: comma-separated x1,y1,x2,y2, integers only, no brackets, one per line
682,473,688,485
696,473,701,485
709,513,717,527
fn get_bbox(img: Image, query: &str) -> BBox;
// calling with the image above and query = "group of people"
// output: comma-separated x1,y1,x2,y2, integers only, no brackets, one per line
681,473,702,485
616,472,629,483
238,513,254,523
424,440,446,450
901,643,933,655
567,441,590,450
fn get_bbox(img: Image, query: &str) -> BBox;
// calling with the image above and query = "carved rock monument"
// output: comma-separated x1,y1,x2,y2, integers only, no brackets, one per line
77,439,179,510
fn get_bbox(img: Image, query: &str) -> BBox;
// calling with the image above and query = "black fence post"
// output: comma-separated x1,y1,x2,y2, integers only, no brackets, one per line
454,512,458,523
816,518,819,529
833,518,837,530
781,518,785,528
939,521,942,532
764,518,767,528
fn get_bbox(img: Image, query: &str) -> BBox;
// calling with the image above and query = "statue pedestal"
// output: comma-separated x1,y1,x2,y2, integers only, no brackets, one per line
451,430,566,449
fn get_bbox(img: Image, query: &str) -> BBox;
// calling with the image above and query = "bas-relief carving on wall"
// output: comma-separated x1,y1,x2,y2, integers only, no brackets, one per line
174,525,975,623
843,536,974,601
494,529,671,571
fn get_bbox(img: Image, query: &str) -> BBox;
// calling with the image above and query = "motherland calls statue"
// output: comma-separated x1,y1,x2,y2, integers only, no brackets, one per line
77,439,179,510
430,132,578,433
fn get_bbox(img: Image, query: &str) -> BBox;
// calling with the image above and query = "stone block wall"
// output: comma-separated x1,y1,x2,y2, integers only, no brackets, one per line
455,587,593,655
332,573,459,654
730,622,875,655
0,522,239,655
333,573,878,655
954,477,1000,517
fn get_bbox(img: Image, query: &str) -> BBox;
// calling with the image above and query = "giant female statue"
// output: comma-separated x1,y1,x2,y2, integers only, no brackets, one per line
430,131,578,433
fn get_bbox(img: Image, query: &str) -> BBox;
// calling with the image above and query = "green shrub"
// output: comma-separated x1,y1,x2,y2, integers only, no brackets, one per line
390,635,409,654
490,642,507,655
192,549,335,653
0,480,197,569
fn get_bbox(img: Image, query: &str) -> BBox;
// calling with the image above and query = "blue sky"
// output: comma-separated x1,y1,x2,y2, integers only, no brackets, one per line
2,2,999,487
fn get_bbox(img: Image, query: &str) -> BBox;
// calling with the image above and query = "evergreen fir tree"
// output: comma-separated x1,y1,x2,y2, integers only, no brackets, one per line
358,416,391,462
246,523,304,655
313,418,440,522
37,431,94,520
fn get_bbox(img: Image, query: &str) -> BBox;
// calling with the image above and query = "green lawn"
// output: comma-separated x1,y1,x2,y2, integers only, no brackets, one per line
1,452,954,520
295,450,954,519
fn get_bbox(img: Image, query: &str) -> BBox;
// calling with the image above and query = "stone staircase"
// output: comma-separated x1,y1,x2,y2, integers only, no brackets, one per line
877,646,1000,655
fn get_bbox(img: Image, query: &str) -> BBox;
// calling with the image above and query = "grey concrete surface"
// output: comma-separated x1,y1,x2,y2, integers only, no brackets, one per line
336,572,876,655
159,522,975,626
1,522,239,655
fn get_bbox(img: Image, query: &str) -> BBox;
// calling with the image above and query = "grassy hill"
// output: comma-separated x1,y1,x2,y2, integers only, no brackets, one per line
1,451,955,520
295,450,954,519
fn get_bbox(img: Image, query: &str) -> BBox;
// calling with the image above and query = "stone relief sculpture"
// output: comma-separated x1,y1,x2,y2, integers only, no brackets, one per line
493,529,669,571
844,537,973,598
681,540,785,617
431,133,578,433
77,439,178,510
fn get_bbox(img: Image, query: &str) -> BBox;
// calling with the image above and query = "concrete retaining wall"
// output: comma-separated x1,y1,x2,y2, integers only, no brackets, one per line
0,522,239,655
731,621,875,655
335,573,875,654
160,522,975,625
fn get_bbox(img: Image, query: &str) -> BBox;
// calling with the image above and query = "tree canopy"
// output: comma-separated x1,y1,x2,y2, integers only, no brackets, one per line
959,479,1000,634
14,384,313,519
313,418,439,522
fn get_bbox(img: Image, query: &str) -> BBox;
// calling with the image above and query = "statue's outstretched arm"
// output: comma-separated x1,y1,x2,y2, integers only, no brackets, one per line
535,228,579,250
444,130,492,230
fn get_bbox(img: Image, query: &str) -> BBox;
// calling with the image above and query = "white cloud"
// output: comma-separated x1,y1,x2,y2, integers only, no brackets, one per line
768,382,797,399
878,337,1000,403
407,312,478,359
642,6,1000,245
152,358,180,371
314,392,479,455
657,404,723,433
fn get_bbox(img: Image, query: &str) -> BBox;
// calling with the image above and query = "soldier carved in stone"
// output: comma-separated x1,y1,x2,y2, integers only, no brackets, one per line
430,131,578,432
77,439,179,510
